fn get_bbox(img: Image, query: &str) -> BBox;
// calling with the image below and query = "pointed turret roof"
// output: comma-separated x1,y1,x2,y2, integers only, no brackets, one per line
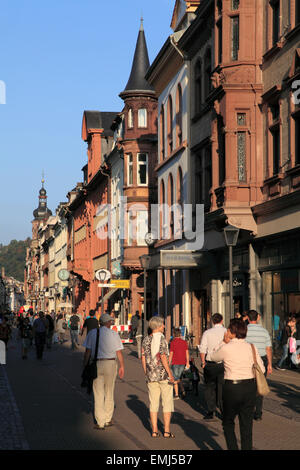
119,19,155,99
33,176,52,221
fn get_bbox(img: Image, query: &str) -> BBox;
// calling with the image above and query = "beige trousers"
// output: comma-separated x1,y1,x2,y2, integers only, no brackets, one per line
93,360,118,427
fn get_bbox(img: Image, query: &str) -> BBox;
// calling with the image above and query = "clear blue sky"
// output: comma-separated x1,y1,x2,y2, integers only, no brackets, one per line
0,0,173,245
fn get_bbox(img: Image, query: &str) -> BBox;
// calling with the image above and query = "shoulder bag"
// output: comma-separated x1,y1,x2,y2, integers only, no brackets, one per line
250,343,270,397
81,327,100,394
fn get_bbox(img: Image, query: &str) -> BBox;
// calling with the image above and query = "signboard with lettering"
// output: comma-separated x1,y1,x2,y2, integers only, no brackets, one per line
110,279,130,289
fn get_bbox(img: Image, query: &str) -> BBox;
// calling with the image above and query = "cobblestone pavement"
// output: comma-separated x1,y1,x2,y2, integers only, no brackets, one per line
2,332,300,451
0,365,29,450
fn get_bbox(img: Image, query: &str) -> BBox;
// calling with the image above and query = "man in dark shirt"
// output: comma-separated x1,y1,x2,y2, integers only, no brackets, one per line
81,309,99,337
33,312,49,359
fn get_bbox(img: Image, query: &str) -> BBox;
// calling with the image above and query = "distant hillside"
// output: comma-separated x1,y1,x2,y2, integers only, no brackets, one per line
0,238,31,282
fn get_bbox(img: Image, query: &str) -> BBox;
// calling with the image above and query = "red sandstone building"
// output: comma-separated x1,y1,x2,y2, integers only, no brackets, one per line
66,112,116,317
116,20,158,318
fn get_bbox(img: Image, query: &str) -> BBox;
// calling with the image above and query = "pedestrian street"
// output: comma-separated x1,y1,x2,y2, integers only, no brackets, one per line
1,330,300,451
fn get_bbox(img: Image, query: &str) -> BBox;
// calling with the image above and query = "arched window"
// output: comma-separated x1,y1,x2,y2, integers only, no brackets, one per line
160,179,165,239
195,59,202,114
128,108,133,128
176,167,184,236
167,95,173,156
167,173,174,237
177,166,183,207
160,105,165,161
204,48,212,99
176,84,183,147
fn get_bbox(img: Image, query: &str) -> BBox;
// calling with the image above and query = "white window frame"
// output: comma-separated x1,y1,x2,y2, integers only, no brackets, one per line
127,154,133,186
128,108,133,128
137,153,148,186
138,108,147,128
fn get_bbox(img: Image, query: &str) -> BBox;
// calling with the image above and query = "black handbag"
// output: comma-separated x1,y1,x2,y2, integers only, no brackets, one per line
81,327,100,394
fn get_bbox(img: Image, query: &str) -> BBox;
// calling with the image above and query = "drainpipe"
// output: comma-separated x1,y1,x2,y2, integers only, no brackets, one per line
170,34,192,333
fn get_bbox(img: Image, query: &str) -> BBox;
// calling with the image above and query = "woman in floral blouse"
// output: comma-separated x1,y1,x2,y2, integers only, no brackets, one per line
141,316,176,438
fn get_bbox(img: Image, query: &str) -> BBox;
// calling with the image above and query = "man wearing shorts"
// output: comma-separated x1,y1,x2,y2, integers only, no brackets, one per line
141,316,176,438
169,328,189,399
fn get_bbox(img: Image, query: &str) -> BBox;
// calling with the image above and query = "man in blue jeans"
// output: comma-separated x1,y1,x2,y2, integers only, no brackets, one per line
69,310,81,350
246,310,272,421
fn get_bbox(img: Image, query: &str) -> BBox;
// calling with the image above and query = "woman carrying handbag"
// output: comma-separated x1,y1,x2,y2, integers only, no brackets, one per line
211,318,265,451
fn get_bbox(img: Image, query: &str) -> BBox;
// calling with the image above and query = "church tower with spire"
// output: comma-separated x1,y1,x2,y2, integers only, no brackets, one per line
32,176,52,240
119,19,158,318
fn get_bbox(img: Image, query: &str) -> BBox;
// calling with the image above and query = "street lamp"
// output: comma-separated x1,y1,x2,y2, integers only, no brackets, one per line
98,269,109,316
223,225,240,319
139,254,152,336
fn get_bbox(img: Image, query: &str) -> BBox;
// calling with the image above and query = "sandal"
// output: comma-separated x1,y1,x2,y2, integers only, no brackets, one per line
151,431,160,438
163,432,175,438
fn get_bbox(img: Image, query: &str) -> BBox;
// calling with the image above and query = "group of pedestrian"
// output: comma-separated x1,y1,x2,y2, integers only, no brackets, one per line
198,310,272,450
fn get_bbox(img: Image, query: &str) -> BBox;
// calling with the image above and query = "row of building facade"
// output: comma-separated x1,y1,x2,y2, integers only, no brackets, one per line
0,267,24,313
24,0,300,343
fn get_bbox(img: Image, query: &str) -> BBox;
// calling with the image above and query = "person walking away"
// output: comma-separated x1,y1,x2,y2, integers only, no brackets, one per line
276,316,292,370
199,313,227,420
56,314,66,344
69,310,81,350
189,358,200,396
131,311,140,342
20,317,33,359
33,312,49,360
45,313,55,349
245,310,272,421
83,313,124,430
141,316,176,438
81,309,99,338
169,328,189,399
211,318,265,451
135,312,143,359
0,317,11,349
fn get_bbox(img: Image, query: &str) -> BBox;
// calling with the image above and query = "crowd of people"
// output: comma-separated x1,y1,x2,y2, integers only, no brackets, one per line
1,305,299,451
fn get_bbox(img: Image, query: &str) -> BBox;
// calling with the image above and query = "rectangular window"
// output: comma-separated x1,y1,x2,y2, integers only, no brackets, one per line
136,212,148,246
204,146,212,210
272,128,280,174
137,153,148,185
217,19,223,64
237,132,247,182
271,0,280,45
127,154,133,185
295,115,300,165
296,1,300,25
138,108,147,128
128,109,133,128
231,0,240,10
231,16,239,61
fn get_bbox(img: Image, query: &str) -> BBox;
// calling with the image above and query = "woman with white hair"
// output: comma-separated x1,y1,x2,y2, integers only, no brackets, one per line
141,316,176,438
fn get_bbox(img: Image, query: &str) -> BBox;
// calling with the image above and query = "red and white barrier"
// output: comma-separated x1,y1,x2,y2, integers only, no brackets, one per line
111,324,133,343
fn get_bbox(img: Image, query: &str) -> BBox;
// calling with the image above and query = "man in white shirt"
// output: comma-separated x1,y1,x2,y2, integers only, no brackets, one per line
199,313,227,420
83,313,125,430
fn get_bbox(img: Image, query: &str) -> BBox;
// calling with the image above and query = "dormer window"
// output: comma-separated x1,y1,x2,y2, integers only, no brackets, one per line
138,108,147,128
128,109,133,128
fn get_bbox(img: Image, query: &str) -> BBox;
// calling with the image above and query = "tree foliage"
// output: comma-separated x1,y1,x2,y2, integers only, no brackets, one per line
0,238,31,282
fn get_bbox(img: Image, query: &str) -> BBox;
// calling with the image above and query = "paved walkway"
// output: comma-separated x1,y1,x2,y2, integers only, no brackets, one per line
1,331,300,450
